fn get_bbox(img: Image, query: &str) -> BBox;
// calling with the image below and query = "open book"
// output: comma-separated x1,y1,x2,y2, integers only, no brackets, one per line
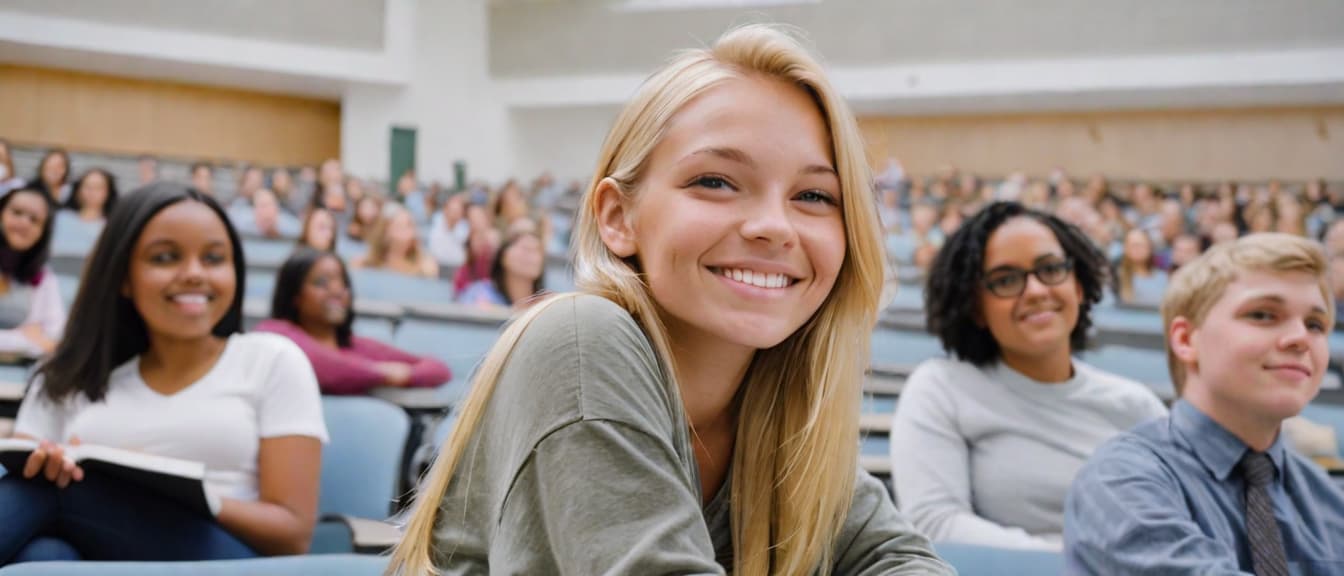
0,438,211,516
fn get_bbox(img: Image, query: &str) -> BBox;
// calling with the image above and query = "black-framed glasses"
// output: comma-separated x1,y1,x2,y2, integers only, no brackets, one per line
982,259,1074,298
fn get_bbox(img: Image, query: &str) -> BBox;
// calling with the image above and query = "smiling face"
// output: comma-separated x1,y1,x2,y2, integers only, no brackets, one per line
1176,270,1330,424
1,190,50,251
41,153,68,189
123,201,237,342
606,75,846,353
977,216,1082,365
297,254,351,328
304,210,336,250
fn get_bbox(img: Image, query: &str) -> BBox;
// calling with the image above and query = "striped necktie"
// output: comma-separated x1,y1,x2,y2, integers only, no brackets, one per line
1237,451,1289,576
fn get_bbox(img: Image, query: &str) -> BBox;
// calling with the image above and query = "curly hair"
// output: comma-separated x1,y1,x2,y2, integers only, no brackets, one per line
925,201,1110,365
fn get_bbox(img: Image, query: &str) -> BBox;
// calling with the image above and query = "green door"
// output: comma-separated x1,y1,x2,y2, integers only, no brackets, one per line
390,126,416,192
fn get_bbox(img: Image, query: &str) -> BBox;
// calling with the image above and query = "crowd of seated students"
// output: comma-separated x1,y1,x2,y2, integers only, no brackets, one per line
874,159,1342,308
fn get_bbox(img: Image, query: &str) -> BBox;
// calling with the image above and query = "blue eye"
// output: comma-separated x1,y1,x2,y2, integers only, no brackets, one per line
693,176,732,190
797,190,837,205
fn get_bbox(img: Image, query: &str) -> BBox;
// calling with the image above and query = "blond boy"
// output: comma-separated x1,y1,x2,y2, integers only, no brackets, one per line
1064,233,1344,575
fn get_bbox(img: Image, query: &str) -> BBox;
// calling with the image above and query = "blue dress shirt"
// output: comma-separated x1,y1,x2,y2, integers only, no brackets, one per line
1064,400,1344,575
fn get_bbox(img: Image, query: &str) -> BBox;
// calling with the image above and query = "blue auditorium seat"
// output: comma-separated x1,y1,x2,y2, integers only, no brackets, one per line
391,318,502,403
934,542,1064,576
240,239,295,269
1300,403,1344,458
311,396,409,554
870,328,944,368
349,269,452,304
350,317,396,343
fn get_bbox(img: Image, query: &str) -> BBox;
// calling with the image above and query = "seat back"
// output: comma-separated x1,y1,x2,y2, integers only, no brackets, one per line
934,542,1064,576
319,396,410,520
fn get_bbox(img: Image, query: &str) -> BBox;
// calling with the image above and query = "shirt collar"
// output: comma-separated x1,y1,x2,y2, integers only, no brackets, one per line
1171,400,1288,482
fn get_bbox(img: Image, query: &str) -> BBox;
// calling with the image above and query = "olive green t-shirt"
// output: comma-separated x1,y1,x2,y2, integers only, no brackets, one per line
431,294,952,575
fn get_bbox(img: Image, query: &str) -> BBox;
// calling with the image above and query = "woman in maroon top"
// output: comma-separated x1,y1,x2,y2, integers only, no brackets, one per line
256,248,450,394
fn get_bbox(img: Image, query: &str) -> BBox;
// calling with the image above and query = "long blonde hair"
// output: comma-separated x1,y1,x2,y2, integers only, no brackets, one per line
386,24,885,576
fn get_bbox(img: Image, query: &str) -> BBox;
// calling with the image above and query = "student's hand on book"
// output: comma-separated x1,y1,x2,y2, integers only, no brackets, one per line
377,362,414,387
23,436,84,488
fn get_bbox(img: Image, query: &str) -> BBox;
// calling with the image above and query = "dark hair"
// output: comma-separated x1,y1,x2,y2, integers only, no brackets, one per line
190,161,213,175
271,248,353,348
65,168,120,217
32,149,71,199
0,186,56,285
489,232,545,306
37,182,246,403
925,201,1109,366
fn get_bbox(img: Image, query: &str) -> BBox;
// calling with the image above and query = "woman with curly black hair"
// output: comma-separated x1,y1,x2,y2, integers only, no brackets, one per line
889,201,1167,551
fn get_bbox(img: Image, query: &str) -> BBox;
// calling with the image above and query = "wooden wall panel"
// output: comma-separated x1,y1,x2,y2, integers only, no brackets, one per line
0,64,340,166
859,107,1344,182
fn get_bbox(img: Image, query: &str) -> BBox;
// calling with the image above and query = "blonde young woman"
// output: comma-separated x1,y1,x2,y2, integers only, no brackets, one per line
350,203,438,278
386,25,951,576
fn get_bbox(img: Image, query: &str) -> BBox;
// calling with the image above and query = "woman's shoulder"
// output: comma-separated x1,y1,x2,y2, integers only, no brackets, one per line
228,331,309,364
1074,361,1167,412
905,357,983,390
502,294,671,428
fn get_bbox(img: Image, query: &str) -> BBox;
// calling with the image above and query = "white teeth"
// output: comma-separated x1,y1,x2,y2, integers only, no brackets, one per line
173,294,208,304
716,268,792,290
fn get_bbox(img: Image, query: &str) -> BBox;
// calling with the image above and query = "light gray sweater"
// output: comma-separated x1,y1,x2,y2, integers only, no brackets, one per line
889,357,1168,550
431,294,953,574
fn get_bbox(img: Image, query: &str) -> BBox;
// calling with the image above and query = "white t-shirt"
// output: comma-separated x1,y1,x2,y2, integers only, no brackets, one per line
15,333,329,501
889,357,1167,551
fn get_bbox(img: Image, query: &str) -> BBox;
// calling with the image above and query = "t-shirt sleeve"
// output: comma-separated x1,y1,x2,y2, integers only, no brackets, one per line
13,375,70,442
499,419,725,575
830,468,956,575
256,336,330,443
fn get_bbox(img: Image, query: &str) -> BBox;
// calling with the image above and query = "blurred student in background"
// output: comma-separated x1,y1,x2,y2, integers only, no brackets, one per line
32,150,71,205
458,231,545,310
351,204,437,278
0,186,64,359
297,207,338,253
257,248,451,395
64,168,119,224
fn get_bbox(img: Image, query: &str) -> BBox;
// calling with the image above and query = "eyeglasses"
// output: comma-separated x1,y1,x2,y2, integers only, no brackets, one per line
982,259,1074,298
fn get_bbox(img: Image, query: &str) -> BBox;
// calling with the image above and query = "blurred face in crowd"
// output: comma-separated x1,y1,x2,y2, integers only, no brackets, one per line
1248,206,1273,234
466,203,491,233
319,159,343,187
1159,201,1185,242
76,171,111,216
1275,199,1305,236
1,190,49,251
192,166,213,194
299,166,317,184
939,208,964,235
41,153,68,191
253,189,280,233
1170,235,1202,269
398,172,418,196
240,167,264,197
1123,229,1153,268
323,186,347,213
911,204,937,235
355,197,381,226
124,201,236,343
596,75,846,352
978,216,1082,366
386,210,418,257
1132,184,1156,213
138,157,158,186
502,233,545,282
345,177,365,203
1179,184,1196,207
271,169,292,196
298,254,351,328
303,209,336,251
442,194,466,225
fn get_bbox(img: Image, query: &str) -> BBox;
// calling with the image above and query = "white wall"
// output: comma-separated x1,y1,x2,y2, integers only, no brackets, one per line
341,0,516,184
509,105,621,184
